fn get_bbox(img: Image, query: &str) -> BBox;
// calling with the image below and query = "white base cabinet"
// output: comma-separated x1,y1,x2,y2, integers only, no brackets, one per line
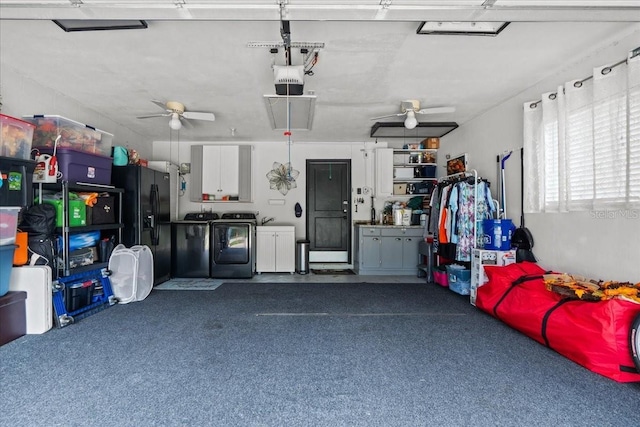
256,226,295,273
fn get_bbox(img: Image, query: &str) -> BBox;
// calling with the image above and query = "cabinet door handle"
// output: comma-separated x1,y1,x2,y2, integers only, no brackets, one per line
396,237,402,241
372,237,379,241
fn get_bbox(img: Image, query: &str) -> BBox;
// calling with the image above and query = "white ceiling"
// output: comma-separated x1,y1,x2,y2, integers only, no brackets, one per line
0,1,639,143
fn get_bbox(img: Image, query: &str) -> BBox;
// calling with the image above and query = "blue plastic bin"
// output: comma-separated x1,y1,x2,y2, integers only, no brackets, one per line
0,245,16,297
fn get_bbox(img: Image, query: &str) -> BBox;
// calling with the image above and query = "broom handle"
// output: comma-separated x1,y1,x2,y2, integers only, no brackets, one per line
520,147,525,227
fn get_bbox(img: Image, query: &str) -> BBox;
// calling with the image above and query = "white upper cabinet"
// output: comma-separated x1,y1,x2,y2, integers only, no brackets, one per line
190,145,252,202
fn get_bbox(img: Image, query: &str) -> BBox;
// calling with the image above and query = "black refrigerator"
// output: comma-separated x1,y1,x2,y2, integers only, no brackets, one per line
112,165,171,285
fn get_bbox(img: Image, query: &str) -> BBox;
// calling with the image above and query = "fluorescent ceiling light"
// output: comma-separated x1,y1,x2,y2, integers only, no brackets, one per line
370,122,458,139
264,94,316,131
53,19,148,32
417,21,509,36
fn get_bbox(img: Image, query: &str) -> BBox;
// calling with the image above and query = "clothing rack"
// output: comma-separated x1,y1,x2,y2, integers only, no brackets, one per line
437,169,481,255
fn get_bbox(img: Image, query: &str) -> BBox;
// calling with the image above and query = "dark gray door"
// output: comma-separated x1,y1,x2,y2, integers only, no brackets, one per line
306,160,351,263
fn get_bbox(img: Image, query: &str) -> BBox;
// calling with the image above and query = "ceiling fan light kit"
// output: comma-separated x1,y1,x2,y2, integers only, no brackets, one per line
371,99,456,131
137,100,216,130
169,113,182,130
404,110,418,129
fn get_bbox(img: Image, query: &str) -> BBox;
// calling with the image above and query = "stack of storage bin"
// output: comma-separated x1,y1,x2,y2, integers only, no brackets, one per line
1,114,37,344
0,207,21,297
0,114,37,207
0,206,27,346
23,115,114,185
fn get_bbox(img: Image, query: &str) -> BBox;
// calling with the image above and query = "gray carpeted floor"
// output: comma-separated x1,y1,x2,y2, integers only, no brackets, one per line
1,282,639,426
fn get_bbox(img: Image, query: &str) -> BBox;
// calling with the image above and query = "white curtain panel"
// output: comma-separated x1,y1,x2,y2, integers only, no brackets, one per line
523,48,640,213
629,53,640,206
593,61,628,209
564,78,594,211
523,100,543,213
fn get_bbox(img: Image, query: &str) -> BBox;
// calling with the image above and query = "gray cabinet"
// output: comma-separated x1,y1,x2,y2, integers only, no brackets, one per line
354,225,422,275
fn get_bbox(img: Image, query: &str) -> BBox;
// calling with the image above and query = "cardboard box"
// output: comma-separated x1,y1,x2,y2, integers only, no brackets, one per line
393,183,407,195
424,138,440,149
470,249,516,305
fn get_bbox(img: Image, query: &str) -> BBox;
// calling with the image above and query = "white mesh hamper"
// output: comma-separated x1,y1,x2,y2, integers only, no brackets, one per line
130,245,153,301
108,244,138,304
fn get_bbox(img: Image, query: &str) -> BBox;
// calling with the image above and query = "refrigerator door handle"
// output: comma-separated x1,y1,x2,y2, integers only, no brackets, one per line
150,184,159,245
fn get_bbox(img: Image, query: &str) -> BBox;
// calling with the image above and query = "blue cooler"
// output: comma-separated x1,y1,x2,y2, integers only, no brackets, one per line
482,219,515,251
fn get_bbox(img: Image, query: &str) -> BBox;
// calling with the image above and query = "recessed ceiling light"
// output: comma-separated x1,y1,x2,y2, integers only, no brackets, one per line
53,20,148,32
417,21,509,36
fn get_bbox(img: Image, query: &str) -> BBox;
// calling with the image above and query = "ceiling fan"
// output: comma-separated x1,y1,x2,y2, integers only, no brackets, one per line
137,100,216,130
371,100,455,129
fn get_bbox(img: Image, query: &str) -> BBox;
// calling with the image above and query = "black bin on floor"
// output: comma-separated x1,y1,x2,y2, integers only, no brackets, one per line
296,239,309,275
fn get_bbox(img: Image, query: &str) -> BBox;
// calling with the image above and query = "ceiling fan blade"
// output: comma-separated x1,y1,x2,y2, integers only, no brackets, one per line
415,106,456,115
370,112,406,121
179,116,194,129
182,111,216,121
151,100,169,111
137,113,171,119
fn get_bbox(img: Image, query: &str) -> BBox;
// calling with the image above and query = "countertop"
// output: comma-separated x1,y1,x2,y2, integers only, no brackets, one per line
354,223,424,229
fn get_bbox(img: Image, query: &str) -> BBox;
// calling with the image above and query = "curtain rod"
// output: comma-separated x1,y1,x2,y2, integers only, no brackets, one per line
528,48,638,109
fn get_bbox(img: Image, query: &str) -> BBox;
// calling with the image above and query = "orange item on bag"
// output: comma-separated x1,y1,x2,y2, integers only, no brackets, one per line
13,231,28,266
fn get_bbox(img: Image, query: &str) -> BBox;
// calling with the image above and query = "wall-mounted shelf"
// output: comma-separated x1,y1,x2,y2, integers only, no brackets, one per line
370,122,458,138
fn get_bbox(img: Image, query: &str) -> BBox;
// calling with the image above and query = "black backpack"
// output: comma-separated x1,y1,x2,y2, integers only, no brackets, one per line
20,203,58,276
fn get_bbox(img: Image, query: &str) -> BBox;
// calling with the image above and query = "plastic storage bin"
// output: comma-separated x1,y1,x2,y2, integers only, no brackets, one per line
37,147,113,185
23,115,113,157
446,264,471,295
64,280,95,312
433,265,449,287
0,245,16,297
415,165,436,178
1,114,35,160
0,206,21,246
0,157,37,208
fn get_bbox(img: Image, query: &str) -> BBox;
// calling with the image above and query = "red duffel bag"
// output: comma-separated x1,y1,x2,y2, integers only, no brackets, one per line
476,262,640,383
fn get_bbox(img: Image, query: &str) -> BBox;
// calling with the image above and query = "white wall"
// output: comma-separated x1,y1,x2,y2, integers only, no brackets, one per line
442,24,640,282
153,139,383,241
0,64,151,158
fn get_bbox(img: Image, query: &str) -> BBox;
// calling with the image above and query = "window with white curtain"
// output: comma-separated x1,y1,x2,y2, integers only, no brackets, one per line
523,48,640,213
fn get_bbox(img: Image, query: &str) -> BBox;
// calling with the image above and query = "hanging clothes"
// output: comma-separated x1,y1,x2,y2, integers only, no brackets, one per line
453,180,495,262
432,176,496,263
